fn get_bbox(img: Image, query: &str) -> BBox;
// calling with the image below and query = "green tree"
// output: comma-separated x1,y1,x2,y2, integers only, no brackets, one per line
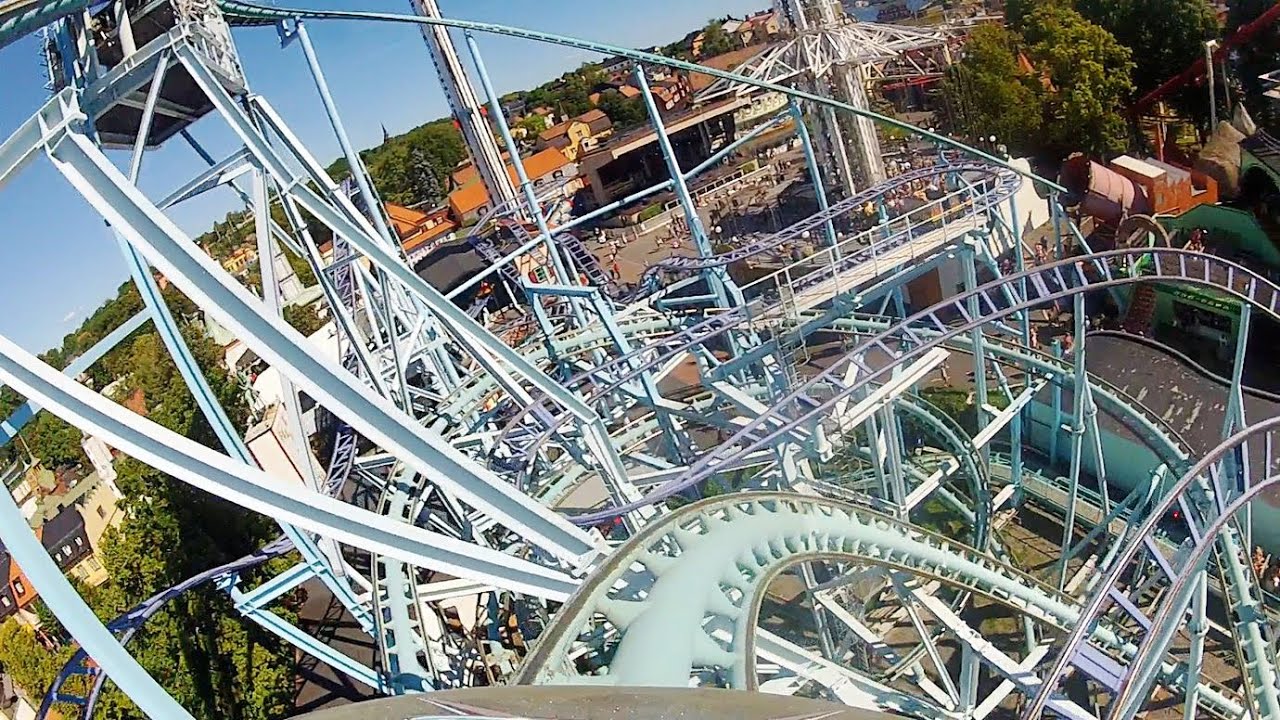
23,411,86,468
281,246,317,287
1023,4,1135,156
517,114,549,137
596,89,648,131
1005,0,1070,32
943,24,1045,153
32,597,62,637
699,19,739,57
363,119,466,207
0,619,75,701
405,146,444,206
1232,0,1280,133
31,577,111,642
283,304,326,336
1074,0,1219,96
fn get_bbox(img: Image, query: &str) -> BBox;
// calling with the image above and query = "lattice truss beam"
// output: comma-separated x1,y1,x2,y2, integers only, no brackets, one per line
1,2,1279,720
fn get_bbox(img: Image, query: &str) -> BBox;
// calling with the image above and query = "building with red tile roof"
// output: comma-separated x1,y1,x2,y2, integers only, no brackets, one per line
447,148,577,224
386,203,458,264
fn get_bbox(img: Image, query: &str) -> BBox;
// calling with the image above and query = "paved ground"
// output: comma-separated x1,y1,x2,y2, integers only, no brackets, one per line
292,577,381,714
580,158,814,286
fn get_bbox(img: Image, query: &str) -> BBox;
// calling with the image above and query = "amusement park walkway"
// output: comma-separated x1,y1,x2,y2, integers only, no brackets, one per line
1084,332,1280,485
293,576,381,714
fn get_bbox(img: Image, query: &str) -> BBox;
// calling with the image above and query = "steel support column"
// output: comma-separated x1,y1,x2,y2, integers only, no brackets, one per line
789,97,837,248
465,31,580,296
1059,294,1089,590
632,63,737,310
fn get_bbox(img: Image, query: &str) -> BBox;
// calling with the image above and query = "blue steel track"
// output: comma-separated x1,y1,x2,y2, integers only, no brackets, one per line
1,1,1277,719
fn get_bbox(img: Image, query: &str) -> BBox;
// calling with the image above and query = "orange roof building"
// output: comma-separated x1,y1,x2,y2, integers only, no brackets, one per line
688,46,769,92
8,543,37,610
386,203,458,262
447,148,575,222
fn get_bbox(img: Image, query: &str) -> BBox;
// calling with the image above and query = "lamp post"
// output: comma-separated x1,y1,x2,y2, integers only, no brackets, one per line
1205,40,1219,130
928,126,944,164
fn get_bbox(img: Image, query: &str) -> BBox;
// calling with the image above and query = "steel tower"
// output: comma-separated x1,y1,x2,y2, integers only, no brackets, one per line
410,0,520,216
700,0,954,196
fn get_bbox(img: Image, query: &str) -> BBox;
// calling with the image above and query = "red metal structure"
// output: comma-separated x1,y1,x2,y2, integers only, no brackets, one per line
1131,1,1280,116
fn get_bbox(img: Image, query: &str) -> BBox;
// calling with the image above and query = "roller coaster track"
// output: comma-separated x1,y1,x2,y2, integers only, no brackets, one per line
1107,419,1280,720
451,312,1248,715
324,179,364,497
648,162,1017,276
513,491,1245,720
573,247,1280,521
444,309,1259,714
26,260,1262,719
6,2,1274,717
496,166,1019,486
1026,415,1280,720
423,308,1195,488
505,243,1280,714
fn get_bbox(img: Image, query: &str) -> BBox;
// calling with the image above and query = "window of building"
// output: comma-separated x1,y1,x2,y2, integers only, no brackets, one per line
75,537,83,547
13,580,24,595
1,596,10,607
62,545,72,557
96,505,107,519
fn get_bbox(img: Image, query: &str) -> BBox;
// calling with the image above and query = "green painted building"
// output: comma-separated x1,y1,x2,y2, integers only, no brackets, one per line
1128,204,1280,362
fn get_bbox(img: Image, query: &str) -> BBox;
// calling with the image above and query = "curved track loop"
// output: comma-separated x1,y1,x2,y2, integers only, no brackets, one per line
826,314,1198,468
648,163,1016,276
514,492,1242,719
1115,214,1172,249
1026,415,1280,720
570,247,1280,525
1113,475,1280,717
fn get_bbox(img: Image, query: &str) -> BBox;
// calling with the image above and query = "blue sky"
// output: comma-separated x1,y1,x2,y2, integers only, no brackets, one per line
0,0,764,353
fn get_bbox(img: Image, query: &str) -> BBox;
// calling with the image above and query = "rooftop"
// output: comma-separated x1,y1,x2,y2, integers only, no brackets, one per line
451,148,570,189
579,98,745,162
448,148,574,216
1111,155,1165,180
415,239,489,295
387,203,459,256
449,181,490,218
539,109,613,142
41,505,85,548
688,45,772,92
27,469,103,527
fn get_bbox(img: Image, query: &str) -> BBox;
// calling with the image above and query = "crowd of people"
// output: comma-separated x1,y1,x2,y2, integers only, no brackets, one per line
1253,547,1280,594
